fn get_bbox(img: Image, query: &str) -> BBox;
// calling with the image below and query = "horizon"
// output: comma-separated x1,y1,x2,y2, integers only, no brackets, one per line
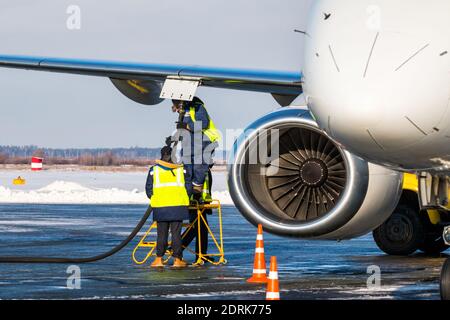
0,144,230,151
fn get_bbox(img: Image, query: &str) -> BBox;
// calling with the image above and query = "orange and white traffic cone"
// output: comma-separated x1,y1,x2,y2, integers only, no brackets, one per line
266,256,280,300
247,224,268,284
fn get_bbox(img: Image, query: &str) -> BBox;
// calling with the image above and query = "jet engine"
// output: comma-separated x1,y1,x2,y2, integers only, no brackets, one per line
228,107,404,240
110,78,164,105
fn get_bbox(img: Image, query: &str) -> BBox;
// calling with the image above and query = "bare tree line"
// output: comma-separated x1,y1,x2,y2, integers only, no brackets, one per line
0,146,160,166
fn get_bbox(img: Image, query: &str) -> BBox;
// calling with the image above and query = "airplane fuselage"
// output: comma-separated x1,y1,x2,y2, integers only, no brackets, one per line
303,0,450,172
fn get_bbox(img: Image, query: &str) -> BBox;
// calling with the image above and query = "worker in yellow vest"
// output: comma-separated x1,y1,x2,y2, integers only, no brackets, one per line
172,97,220,201
181,168,213,262
145,146,191,268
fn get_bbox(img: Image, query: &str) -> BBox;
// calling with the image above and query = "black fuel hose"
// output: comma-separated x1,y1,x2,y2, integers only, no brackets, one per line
0,207,152,264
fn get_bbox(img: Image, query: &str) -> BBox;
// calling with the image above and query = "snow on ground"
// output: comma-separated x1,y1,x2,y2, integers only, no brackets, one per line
0,170,233,205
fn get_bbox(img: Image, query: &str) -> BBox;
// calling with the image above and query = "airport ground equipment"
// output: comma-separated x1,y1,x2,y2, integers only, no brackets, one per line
440,226,450,300
0,207,153,263
132,200,226,266
444,226,450,246
12,176,26,185
440,258,450,300
373,174,450,256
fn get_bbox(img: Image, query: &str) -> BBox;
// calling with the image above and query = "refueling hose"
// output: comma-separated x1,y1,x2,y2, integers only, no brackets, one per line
0,207,152,263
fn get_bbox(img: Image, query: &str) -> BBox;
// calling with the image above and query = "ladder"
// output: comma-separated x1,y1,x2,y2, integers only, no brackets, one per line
132,200,226,266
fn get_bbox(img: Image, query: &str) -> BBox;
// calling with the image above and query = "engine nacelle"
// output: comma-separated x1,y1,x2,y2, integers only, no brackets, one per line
228,107,403,240
110,78,164,105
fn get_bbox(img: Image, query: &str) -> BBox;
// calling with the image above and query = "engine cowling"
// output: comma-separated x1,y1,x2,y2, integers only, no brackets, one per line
228,107,403,240
110,78,164,105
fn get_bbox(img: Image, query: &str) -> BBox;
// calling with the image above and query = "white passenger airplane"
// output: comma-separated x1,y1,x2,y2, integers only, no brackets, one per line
0,0,449,297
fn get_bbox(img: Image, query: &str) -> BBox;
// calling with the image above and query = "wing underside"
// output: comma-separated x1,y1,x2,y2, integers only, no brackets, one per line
0,55,302,95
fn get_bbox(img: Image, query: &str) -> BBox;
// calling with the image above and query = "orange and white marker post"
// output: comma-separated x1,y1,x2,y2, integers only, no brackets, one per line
266,256,280,300
247,224,268,284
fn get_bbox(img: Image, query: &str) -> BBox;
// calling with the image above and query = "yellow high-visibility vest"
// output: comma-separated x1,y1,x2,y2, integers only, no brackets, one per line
189,106,221,143
150,166,190,208
202,173,212,202
189,173,212,203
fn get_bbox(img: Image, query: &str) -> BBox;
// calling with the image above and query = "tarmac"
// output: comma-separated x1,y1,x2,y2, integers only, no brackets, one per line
0,203,446,300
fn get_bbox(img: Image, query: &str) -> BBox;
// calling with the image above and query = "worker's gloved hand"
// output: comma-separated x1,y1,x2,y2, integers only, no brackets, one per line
176,122,188,130
191,192,204,205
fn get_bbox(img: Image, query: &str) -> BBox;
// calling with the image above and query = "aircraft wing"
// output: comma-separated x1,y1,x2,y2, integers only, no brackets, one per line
0,55,303,105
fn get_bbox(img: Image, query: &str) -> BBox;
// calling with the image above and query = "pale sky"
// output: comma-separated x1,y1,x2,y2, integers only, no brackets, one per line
0,0,312,148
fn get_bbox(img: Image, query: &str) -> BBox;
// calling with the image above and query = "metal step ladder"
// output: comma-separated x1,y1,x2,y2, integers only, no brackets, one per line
132,200,226,266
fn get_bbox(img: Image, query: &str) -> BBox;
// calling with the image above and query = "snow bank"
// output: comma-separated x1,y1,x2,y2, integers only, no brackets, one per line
0,180,234,205
212,190,234,205
0,181,145,204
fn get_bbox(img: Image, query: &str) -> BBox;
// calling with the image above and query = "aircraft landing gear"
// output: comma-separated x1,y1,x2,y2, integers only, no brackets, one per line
373,203,449,256
373,204,425,255
440,258,450,300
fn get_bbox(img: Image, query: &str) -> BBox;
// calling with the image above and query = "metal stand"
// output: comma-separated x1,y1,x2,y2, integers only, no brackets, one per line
132,200,226,266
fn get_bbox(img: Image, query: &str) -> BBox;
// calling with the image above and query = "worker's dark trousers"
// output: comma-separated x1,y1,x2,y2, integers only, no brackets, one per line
183,140,217,187
156,221,183,259
182,210,210,256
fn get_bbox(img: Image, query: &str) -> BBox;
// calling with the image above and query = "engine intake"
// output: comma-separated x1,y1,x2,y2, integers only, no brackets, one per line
267,126,347,222
228,108,403,240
